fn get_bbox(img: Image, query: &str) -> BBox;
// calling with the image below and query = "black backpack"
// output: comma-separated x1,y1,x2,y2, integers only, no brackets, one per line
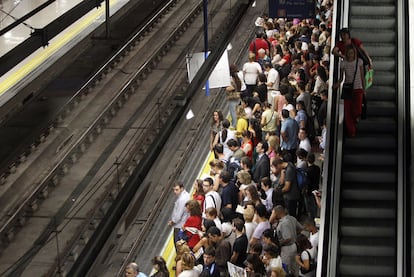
275,63,292,79
296,167,311,192
227,157,241,181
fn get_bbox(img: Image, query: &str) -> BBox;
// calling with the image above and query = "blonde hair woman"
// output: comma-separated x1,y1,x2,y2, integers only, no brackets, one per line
178,252,199,276
236,105,249,139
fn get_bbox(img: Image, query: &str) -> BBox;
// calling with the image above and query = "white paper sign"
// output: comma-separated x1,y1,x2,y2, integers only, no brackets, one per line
186,50,231,89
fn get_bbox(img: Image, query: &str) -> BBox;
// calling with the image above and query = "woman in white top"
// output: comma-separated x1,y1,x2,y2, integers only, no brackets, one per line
295,234,317,277
213,119,236,162
177,253,201,277
312,66,328,96
337,45,365,137
243,52,263,97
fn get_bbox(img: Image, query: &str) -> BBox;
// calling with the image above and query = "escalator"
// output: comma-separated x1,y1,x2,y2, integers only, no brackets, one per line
338,0,398,275
319,0,411,276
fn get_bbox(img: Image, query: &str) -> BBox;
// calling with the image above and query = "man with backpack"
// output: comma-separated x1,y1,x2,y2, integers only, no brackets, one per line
276,154,301,218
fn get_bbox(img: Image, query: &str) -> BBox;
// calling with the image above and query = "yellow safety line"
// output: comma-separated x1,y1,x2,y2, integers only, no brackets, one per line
154,151,214,276
0,0,119,95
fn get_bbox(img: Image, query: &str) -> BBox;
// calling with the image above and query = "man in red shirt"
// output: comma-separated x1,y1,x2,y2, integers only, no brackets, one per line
332,28,372,67
249,32,270,61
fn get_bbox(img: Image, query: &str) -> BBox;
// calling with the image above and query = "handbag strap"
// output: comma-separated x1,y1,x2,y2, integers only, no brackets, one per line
351,54,358,84
263,111,275,127
350,43,360,84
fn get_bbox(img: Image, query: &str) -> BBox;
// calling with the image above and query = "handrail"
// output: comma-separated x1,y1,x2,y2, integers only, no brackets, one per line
317,0,347,276
396,1,409,276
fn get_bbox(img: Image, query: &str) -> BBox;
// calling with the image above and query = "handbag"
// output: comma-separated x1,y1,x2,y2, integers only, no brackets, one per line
365,68,374,89
226,89,240,100
341,58,359,100
341,83,353,99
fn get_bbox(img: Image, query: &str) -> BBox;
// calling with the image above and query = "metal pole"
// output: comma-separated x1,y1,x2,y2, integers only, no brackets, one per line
105,0,110,38
54,217,62,276
115,157,120,193
203,0,210,96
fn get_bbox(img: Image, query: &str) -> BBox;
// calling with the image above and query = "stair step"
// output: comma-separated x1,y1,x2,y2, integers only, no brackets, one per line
342,182,396,200
343,151,395,166
341,200,395,218
350,17,395,30
369,58,395,71
366,100,396,117
350,5,395,17
352,30,395,43
351,0,395,3
342,168,395,183
340,256,395,276
344,134,396,150
356,116,396,133
340,218,395,237
365,85,395,101
368,71,395,86
340,237,395,256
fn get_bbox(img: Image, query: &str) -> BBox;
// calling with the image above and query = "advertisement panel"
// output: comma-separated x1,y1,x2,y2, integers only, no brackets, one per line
269,0,315,19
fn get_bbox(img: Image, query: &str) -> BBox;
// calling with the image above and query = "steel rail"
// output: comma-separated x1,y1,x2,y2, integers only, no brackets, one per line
0,0,179,185
114,0,257,275
0,0,202,265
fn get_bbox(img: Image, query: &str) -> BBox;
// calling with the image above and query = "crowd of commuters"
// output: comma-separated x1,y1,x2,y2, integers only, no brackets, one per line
127,0,373,276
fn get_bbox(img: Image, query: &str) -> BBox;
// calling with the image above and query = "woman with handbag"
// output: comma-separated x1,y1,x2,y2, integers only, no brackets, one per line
336,45,365,137
295,234,317,277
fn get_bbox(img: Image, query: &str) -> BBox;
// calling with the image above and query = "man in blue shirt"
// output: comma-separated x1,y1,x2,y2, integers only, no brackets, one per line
125,262,147,277
280,109,299,161
168,181,190,244
200,246,221,277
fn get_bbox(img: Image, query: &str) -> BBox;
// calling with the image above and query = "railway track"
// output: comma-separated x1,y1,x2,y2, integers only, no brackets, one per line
0,0,266,273
0,0,222,274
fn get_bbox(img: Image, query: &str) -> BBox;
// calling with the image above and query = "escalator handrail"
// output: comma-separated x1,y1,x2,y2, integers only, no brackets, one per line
316,0,349,276
396,1,410,276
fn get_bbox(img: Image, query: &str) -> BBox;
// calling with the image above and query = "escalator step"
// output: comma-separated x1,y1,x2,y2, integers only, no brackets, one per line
342,182,396,200
343,152,396,166
351,17,395,29
351,5,395,17
353,30,395,43
365,100,396,116
356,117,396,133
340,237,395,256
340,218,395,237
340,256,395,276
344,135,396,149
342,169,395,183
367,57,395,71
365,85,395,101
341,200,395,218
351,0,395,3
369,71,396,86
